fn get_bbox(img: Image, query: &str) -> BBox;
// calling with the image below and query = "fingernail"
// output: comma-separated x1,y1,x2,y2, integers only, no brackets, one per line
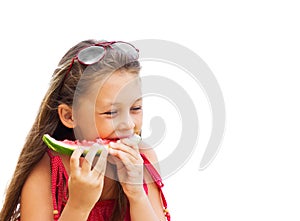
108,148,114,154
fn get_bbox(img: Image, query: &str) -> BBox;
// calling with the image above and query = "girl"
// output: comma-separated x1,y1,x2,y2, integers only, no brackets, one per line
0,40,170,221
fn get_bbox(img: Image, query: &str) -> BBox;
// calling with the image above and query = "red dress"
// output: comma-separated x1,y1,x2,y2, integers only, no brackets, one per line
47,150,170,221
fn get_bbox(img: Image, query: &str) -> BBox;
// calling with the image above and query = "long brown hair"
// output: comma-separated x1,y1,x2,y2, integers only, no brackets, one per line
0,40,141,221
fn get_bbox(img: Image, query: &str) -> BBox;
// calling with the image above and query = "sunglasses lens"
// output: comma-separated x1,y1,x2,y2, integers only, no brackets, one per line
111,42,139,60
78,46,105,65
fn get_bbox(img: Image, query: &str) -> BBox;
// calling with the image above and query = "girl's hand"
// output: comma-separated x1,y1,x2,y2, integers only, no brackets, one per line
67,144,108,213
108,137,144,199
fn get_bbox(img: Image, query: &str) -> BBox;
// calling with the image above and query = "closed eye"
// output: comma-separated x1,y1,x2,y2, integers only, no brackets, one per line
101,110,118,116
131,106,142,112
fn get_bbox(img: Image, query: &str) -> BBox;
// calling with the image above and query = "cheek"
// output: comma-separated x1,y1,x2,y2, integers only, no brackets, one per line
92,112,143,138
133,112,143,129
73,106,98,140
94,116,113,137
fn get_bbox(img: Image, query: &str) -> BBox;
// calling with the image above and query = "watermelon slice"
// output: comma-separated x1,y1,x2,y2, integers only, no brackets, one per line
42,134,142,156
42,134,108,156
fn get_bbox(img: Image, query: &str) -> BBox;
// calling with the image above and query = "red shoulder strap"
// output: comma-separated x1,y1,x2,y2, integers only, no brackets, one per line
140,153,171,221
47,150,69,221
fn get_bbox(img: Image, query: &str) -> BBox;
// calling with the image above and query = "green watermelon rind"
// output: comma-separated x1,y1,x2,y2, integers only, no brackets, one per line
42,134,104,156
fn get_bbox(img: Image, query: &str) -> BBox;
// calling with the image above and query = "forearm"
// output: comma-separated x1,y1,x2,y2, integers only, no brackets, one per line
128,192,161,221
58,201,91,221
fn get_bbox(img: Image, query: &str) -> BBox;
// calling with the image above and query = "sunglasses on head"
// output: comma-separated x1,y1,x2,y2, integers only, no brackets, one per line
64,41,139,81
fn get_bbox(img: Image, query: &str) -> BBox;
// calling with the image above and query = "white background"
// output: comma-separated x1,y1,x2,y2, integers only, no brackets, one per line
1,0,300,220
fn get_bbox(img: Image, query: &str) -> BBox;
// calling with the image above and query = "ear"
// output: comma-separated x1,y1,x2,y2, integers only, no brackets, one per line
57,104,75,128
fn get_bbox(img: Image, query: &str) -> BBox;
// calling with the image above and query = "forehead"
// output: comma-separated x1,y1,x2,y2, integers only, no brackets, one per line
96,71,141,106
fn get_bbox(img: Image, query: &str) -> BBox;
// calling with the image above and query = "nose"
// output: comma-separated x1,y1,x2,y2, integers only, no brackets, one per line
115,113,135,131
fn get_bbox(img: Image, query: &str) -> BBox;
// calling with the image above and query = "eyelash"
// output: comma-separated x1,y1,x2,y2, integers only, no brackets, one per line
102,106,142,116
131,106,142,112
102,111,117,116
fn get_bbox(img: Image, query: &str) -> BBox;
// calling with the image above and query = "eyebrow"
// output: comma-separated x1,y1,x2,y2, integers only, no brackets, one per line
102,97,143,108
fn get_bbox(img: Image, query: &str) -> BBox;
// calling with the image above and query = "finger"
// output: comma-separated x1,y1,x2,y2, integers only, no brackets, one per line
109,142,140,160
121,134,141,148
70,147,84,171
93,145,108,176
120,139,138,152
83,144,101,171
112,155,126,172
113,152,143,184
109,147,142,166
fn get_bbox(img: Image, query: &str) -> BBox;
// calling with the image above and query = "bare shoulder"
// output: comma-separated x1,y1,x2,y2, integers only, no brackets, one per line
21,152,53,220
22,152,51,188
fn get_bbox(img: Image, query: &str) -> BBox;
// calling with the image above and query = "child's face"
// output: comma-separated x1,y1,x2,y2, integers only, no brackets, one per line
73,70,143,141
